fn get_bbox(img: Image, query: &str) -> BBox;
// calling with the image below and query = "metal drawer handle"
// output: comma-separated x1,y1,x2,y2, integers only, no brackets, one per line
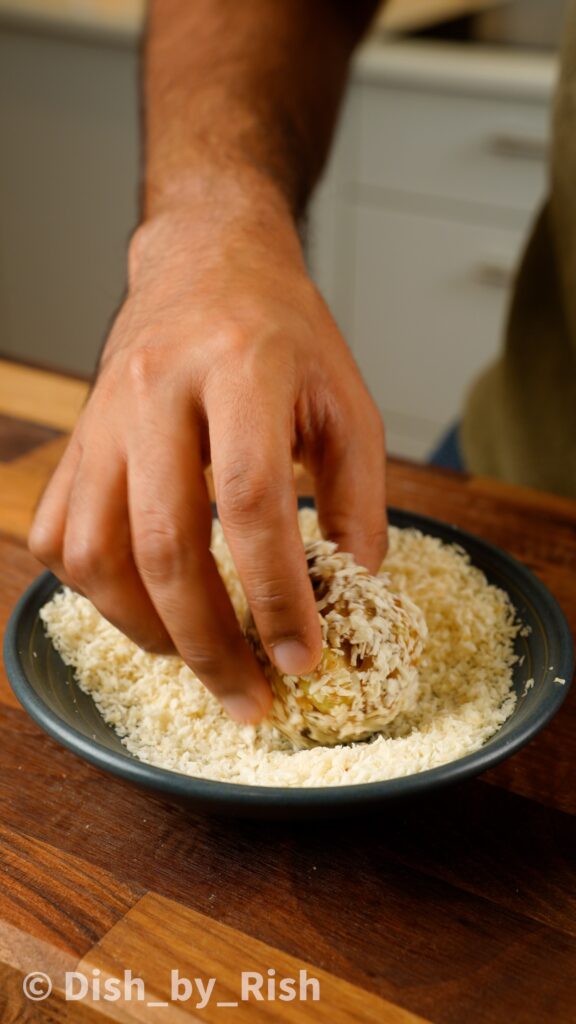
488,132,549,161
474,260,515,289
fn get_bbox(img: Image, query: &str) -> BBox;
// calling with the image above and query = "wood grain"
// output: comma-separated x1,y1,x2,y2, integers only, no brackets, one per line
0,828,143,1024
0,825,144,959
0,360,87,431
0,437,70,543
80,892,429,1022
379,0,501,33
0,414,63,463
1,698,575,1023
0,533,48,708
1,361,576,1023
0,963,105,1024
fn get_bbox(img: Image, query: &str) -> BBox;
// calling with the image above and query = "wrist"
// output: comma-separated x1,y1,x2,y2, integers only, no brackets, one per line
129,164,304,287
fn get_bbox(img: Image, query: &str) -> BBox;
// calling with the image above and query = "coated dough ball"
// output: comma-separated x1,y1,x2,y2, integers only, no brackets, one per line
245,540,427,748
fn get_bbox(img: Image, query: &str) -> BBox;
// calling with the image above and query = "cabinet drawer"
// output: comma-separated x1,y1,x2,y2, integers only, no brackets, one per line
357,84,550,213
350,204,528,436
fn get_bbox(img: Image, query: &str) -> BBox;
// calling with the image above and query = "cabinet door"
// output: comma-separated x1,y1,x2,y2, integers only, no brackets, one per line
350,203,529,459
358,83,550,215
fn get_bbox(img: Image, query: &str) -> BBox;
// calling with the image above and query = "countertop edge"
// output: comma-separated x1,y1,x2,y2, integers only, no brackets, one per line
355,37,559,100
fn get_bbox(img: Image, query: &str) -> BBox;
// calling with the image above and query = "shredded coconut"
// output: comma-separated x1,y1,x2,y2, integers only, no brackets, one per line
39,508,521,787
245,539,427,747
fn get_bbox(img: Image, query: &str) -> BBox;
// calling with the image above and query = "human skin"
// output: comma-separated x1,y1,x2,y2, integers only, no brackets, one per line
29,0,385,724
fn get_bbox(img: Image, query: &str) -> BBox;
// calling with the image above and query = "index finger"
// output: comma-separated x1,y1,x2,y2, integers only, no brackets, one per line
127,404,272,724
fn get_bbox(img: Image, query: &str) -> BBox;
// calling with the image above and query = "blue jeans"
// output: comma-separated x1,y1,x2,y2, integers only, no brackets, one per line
428,424,466,472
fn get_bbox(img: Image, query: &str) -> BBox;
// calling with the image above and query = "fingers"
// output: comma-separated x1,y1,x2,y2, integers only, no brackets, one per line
61,449,174,654
30,432,174,652
127,405,272,723
311,403,388,574
208,386,323,678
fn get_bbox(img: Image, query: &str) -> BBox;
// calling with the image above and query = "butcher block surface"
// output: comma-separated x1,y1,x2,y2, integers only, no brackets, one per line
0,357,575,1023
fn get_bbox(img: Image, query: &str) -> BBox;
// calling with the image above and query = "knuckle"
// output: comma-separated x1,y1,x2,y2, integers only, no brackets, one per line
367,524,389,560
118,622,172,654
134,521,187,580
322,508,357,540
324,512,388,562
358,526,390,570
63,538,108,585
28,522,60,566
214,321,250,357
206,323,297,390
204,326,255,393
245,576,299,624
179,642,228,680
139,635,174,655
127,345,161,394
202,325,253,381
217,466,273,526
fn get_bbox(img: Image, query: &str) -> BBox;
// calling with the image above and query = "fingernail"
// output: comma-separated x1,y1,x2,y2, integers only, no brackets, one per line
221,693,265,724
271,640,314,676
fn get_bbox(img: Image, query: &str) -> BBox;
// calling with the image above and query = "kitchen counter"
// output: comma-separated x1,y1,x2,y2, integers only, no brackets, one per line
1,358,576,1021
355,38,557,99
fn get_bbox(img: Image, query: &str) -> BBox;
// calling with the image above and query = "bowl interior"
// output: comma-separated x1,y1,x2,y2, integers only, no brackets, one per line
4,503,573,814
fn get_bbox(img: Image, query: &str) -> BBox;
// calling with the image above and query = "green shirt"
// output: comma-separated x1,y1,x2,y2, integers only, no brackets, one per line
461,2,576,497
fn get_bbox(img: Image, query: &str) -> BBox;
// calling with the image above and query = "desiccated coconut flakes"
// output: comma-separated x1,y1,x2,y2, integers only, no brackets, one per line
39,508,521,788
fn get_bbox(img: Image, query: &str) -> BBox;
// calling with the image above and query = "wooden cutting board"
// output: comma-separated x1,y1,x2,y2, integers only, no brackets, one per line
379,0,502,33
1,357,576,1022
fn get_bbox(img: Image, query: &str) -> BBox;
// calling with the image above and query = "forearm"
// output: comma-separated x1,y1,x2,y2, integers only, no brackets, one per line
143,0,380,221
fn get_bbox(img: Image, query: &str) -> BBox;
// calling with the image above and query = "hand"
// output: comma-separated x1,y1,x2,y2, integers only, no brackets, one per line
29,182,387,723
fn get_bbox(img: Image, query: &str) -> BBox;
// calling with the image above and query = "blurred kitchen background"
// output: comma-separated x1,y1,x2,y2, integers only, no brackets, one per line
0,0,568,459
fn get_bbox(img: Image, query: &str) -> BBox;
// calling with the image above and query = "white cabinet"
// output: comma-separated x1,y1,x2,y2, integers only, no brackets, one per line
308,42,556,460
352,205,526,458
357,84,550,213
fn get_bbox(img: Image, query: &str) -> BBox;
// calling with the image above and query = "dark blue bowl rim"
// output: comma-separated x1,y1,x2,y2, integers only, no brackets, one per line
3,506,574,809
